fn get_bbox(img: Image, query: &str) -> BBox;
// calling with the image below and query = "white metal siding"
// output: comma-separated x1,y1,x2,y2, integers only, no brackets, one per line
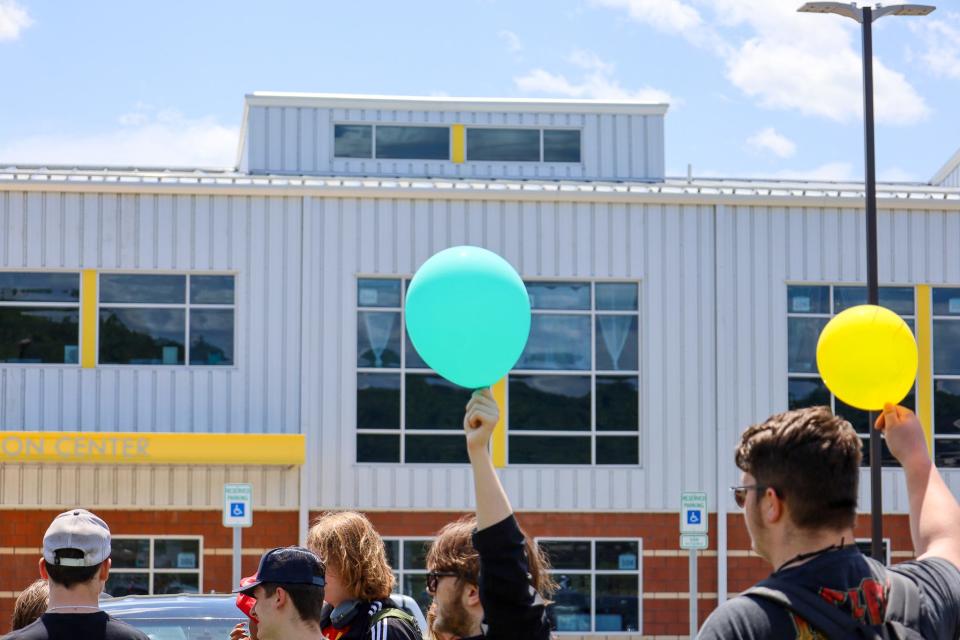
243,106,666,182
302,197,716,512
714,204,960,515
938,165,960,188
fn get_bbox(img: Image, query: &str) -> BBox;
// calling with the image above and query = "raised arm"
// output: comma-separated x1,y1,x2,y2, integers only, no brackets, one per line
876,403,960,568
464,388,512,530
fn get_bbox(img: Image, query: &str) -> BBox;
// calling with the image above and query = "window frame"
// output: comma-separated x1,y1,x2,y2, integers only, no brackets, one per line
536,536,644,635
332,123,452,161
932,286,960,465
786,283,916,468
96,271,237,368
107,534,204,596
355,276,642,467
0,269,81,367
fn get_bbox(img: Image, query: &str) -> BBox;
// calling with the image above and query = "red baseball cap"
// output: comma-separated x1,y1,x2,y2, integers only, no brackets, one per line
235,575,258,621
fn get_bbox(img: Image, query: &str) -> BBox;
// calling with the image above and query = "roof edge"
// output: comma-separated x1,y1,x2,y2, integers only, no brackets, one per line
931,146,960,185
244,92,669,116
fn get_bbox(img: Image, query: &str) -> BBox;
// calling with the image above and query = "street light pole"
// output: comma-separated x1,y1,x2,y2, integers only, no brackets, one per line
797,2,935,563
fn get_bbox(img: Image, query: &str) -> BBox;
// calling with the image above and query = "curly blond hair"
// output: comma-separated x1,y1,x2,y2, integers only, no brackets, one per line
307,511,394,601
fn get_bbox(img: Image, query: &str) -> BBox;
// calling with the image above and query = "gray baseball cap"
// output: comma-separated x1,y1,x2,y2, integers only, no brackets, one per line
42,509,111,567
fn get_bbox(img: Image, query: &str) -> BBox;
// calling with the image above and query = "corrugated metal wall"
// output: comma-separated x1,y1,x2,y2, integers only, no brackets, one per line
301,196,717,512
0,191,304,508
714,204,960,514
937,165,960,188
244,106,665,181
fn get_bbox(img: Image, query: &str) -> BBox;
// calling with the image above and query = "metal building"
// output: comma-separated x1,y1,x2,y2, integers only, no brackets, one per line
1,93,958,638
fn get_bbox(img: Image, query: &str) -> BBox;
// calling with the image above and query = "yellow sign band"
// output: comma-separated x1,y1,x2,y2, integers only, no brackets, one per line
452,124,465,164
916,285,933,453
0,432,305,466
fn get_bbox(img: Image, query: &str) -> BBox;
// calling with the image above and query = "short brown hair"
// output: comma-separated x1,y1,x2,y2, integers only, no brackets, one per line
11,579,48,630
427,515,555,598
735,405,861,531
260,583,325,625
307,511,394,601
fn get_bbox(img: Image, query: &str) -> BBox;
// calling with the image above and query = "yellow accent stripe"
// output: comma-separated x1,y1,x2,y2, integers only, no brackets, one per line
81,269,97,368
0,432,306,466
916,285,934,453
452,124,465,164
491,377,507,467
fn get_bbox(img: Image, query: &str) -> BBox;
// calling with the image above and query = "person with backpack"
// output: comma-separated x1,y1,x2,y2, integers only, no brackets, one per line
308,511,422,640
699,404,960,639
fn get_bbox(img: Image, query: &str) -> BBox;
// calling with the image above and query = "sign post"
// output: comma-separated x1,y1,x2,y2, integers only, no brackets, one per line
680,491,708,639
224,483,253,588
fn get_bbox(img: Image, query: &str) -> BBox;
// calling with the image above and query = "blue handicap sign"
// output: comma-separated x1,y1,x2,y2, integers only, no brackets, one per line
687,510,701,525
230,503,245,517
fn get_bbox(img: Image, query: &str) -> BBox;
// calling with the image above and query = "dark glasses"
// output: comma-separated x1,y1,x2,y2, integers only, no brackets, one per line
426,570,460,594
730,484,774,508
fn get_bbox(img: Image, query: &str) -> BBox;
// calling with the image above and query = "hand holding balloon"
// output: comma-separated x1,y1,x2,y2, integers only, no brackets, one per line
464,388,499,454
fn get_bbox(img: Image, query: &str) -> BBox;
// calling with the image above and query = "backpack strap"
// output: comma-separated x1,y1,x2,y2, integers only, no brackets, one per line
369,606,419,630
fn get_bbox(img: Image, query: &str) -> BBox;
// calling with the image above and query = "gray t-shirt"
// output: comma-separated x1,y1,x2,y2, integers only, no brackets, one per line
3,612,149,640
699,547,960,639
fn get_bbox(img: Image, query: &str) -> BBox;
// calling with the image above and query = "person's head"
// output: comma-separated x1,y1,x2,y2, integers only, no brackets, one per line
11,579,48,630
237,547,325,640
734,406,861,560
39,509,112,597
425,515,553,637
306,511,394,606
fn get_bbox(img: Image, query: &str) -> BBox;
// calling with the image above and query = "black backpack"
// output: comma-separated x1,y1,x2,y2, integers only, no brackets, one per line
745,569,922,639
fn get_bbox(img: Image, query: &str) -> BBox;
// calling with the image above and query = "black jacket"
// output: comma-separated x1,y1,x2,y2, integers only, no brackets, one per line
319,599,422,640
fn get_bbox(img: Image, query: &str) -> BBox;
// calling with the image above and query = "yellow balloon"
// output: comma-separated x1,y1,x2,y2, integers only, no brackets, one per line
816,304,918,411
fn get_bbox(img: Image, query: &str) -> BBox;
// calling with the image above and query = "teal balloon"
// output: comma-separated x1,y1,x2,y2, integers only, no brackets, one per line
405,246,531,389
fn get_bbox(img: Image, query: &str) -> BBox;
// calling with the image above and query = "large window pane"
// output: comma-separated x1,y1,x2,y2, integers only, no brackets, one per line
596,541,639,570
111,539,150,569
517,315,591,370
467,128,540,162
406,374,472,430
860,435,899,468
0,272,79,302
403,540,432,570
357,373,400,429
596,376,639,431
510,435,591,464
934,380,960,436
833,286,914,315
787,285,829,314
933,320,960,375
153,573,199,594
357,434,400,463
934,440,960,468
101,274,185,304
596,283,637,311
838,390,914,436
0,308,79,363
549,574,591,632
596,315,638,371
405,434,468,463
403,574,431,615
190,309,234,365
596,575,639,632
357,311,401,368
106,573,149,596
376,126,449,160
788,377,830,409
334,124,372,158
99,308,185,365
190,275,234,305
541,541,591,569
510,375,590,431
933,288,960,316
526,282,590,310
788,317,828,373
154,540,200,570
358,279,401,308
544,130,581,163
383,540,400,569
597,436,638,465
405,328,428,369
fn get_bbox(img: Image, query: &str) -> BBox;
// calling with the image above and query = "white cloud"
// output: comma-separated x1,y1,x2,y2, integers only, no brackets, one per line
911,15,960,79
746,127,796,158
0,0,32,41
769,162,855,182
514,49,675,103
592,0,929,125
878,167,918,183
0,107,238,167
498,29,522,54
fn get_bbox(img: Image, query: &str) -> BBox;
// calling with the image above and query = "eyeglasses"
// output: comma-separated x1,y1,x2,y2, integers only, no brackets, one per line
426,570,460,594
730,484,775,509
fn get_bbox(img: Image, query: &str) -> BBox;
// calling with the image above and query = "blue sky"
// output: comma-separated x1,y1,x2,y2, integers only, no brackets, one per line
1,0,958,182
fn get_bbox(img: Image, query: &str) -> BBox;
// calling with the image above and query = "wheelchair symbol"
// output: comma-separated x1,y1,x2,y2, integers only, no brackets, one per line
686,510,701,525
230,503,245,517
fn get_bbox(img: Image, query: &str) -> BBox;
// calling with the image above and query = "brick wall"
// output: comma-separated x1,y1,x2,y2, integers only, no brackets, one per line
0,509,916,637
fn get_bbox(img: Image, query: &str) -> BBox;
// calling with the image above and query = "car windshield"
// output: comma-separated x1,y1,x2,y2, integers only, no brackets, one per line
124,620,240,640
